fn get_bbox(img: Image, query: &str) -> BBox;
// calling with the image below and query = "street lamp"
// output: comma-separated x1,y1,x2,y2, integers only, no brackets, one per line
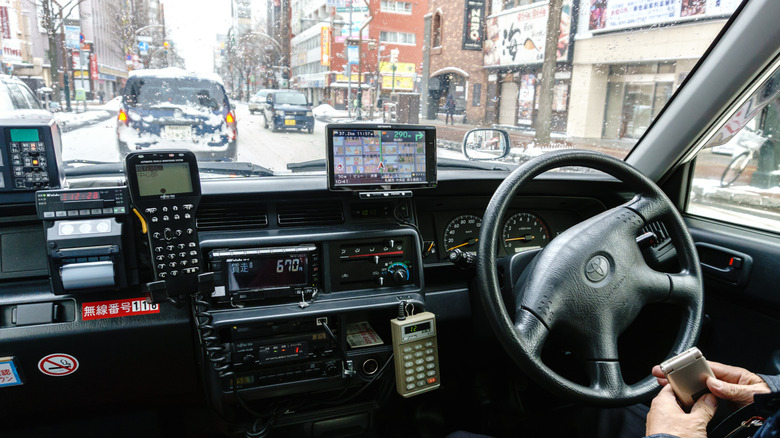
240,32,289,89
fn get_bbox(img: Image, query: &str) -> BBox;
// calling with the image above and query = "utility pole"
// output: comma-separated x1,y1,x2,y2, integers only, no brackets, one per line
346,2,353,119
160,3,168,67
58,8,72,112
534,0,564,147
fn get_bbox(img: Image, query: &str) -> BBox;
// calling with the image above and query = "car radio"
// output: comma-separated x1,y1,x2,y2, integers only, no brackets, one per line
209,244,320,304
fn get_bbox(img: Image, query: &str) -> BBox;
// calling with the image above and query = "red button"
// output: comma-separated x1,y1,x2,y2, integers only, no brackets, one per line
427,377,437,384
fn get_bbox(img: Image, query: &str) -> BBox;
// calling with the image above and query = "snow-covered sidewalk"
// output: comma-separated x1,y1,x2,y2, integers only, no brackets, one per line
53,97,120,132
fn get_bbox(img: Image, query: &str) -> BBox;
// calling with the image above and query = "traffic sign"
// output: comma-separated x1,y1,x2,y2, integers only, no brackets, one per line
138,41,149,55
137,35,153,43
38,353,79,377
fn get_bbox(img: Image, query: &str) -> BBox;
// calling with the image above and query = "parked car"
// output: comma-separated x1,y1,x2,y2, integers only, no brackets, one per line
0,75,42,111
248,89,272,115
262,90,314,133
116,68,237,161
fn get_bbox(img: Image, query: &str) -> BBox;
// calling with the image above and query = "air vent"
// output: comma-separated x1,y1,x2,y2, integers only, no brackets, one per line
277,201,344,227
196,202,268,231
642,221,670,248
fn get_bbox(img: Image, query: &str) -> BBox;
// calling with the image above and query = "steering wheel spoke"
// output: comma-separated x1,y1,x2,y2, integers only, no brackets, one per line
625,193,671,225
667,272,702,304
514,308,550,357
587,360,626,396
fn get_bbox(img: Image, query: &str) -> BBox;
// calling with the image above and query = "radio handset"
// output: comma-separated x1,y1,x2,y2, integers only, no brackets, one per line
125,151,203,303
391,305,441,397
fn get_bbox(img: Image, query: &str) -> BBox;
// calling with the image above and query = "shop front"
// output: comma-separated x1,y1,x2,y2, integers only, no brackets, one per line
483,0,574,132
428,68,468,120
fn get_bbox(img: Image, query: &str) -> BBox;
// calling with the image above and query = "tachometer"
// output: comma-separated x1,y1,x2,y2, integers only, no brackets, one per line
443,215,482,254
502,212,550,253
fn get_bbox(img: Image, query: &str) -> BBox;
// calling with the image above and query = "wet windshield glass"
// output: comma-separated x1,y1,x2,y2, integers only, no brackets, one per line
15,0,741,176
125,78,226,111
275,92,308,105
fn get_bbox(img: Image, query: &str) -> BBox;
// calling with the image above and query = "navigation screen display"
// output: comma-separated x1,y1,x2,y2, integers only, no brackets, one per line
135,162,193,197
331,129,428,186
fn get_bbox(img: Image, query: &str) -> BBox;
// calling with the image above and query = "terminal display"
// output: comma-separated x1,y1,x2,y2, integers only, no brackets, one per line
135,162,194,197
327,124,436,191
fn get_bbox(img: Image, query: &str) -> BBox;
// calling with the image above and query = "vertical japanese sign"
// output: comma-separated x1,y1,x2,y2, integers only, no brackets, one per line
347,45,359,65
90,53,98,79
64,25,81,49
0,4,22,65
462,0,486,51
320,26,331,66
0,7,10,38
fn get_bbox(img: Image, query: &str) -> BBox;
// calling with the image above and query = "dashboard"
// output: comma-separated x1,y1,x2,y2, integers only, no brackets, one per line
0,120,635,435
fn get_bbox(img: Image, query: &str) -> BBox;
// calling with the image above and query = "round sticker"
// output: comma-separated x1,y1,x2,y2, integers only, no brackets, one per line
38,353,79,377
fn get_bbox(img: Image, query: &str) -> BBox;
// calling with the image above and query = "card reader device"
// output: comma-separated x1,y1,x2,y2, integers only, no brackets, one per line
391,310,441,398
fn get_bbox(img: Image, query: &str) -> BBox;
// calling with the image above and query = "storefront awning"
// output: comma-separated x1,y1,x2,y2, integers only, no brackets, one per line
329,83,372,89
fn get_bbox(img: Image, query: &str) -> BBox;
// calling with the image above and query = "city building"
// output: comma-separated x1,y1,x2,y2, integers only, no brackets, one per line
481,0,574,131
421,0,489,124
326,0,429,111
566,0,740,141
291,0,329,105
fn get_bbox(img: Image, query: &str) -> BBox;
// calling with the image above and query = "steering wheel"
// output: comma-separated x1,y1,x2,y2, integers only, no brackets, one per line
476,150,703,407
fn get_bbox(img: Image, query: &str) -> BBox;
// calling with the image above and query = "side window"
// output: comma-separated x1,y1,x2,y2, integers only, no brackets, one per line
0,84,15,111
432,13,442,48
6,83,33,109
687,69,780,231
17,84,40,109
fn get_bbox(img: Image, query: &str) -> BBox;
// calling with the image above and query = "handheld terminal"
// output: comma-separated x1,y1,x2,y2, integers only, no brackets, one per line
391,308,441,397
125,151,203,300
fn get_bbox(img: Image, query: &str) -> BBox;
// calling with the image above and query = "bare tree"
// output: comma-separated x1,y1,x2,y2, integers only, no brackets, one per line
29,0,86,100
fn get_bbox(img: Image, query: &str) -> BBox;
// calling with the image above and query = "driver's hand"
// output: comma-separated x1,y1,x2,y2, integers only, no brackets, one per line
652,361,771,408
646,385,717,438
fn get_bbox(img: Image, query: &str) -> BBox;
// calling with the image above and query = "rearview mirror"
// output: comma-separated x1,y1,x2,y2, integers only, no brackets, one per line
462,129,510,161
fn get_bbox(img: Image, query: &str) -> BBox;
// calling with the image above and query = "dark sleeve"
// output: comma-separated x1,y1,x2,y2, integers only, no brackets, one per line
757,373,780,393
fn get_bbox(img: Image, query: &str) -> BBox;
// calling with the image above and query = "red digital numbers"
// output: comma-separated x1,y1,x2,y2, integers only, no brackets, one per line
62,191,100,201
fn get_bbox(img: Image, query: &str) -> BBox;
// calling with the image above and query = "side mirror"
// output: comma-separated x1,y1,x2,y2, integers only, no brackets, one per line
230,102,236,110
462,129,510,161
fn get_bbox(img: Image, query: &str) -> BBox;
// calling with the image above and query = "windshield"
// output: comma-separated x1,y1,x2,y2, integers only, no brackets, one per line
20,0,741,177
275,92,308,106
125,77,226,112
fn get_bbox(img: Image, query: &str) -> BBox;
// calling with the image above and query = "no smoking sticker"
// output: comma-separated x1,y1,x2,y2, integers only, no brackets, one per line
38,354,79,377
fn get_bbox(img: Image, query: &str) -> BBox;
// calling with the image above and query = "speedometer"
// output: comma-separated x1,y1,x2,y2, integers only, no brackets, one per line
502,212,550,253
443,215,482,254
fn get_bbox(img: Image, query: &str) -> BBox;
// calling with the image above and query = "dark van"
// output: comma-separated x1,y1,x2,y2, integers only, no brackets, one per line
262,90,314,133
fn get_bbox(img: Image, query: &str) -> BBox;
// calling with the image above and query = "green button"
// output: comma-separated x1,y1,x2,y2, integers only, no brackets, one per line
114,207,126,214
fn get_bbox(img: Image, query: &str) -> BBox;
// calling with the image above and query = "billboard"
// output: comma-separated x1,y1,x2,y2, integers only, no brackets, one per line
588,0,741,32
320,26,331,66
462,0,486,51
483,0,573,67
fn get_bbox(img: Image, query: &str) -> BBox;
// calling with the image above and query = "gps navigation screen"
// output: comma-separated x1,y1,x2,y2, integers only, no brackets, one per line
331,129,427,186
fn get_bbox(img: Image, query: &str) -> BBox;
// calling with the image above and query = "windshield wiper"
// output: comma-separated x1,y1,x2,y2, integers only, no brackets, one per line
62,160,273,178
286,158,512,172
436,158,512,171
63,160,124,177
287,159,325,172
198,162,274,177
